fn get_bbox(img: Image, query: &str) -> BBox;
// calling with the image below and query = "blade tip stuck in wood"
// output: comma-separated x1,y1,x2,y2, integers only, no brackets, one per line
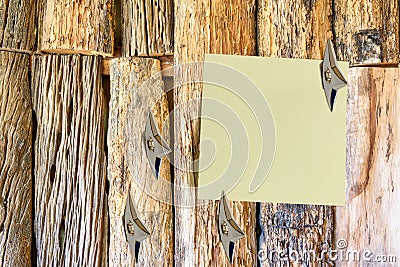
124,194,150,262
321,39,348,112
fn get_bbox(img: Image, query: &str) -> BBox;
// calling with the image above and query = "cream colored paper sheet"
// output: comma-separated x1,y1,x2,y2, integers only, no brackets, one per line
198,54,347,206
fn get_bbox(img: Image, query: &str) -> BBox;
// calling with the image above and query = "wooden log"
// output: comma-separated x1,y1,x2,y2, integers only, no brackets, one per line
40,0,114,56
0,52,32,266
258,0,333,59
209,1,256,55
32,54,107,266
257,1,335,266
36,0,46,54
174,0,256,266
122,0,173,57
333,0,399,65
335,67,400,266
0,0,37,52
108,57,173,266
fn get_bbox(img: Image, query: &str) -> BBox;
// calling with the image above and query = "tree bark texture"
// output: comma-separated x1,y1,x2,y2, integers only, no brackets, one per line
334,68,400,266
40,0,114,56
0,0,37,52
32,54,107,267
257,1,335,266
333,0,399,65
174,0,256,266
257,0,333,59
122,0,173,57
0,52,32,267
108,57,173,266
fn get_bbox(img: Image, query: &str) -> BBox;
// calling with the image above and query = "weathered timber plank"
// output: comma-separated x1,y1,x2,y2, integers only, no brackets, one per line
32,54,107,266
333,0,399,64
0,0,37,52
108,57,173,266
334,68,400,266
257,1,335,266
258,0,333,59
174,0,256,266
36,0,46,54
122,0,173,57
40,0,114,56
210,1,256,55
0,52,32,267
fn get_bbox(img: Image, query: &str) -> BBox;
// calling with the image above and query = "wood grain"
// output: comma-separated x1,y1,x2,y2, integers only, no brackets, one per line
122,0,173,57
0,52,32,267
40,0,114,56
334,68,400,266
174,0,256,266
32,54,107,266
257,1,335,266
0,0,37,52
210,1,256,55
108,57,173,266
333,0,399,64
258,0,333,59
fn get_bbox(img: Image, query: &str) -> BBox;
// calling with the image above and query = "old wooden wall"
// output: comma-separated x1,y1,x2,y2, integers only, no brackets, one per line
173,1,257,266
108,58,174,266
1,0,112,266
0,0,399,266
257,1,335,265
0,0,37,266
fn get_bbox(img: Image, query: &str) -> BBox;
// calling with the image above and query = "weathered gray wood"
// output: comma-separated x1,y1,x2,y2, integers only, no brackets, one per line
0,51,32,267
174,0,257,266
334,68,400,266
108,57,173,266
40,0,114,56
333,0,399,65
36,0,46,54
122,0,173,57
0,0,37,52
258,204,334,266
32,54,107,266
257,1,335,266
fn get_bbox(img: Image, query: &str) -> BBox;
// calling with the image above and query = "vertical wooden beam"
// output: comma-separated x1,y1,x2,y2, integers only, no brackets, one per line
258,0,333,59
32,55,107,266
257,1,334,266
333,0,399,64
0,0,37,52
40,0,114,56
0,52,32,267
108,58,173,266
333,2,400,265
122,0,173,57
209,1,256,55
335,68,400,266
174,0,256,266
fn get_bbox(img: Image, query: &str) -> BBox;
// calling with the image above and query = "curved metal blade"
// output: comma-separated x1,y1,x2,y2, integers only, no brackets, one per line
321,39,347,111
144,111,171,179
124,194,150,262
218,192,245,263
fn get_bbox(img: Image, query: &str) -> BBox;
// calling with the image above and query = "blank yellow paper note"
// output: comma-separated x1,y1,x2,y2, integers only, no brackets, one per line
198,54,348,206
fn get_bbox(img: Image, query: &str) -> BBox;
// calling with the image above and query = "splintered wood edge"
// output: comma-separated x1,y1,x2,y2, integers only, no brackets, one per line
40,49,113,57
350,62,399,68
102,55,173,76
